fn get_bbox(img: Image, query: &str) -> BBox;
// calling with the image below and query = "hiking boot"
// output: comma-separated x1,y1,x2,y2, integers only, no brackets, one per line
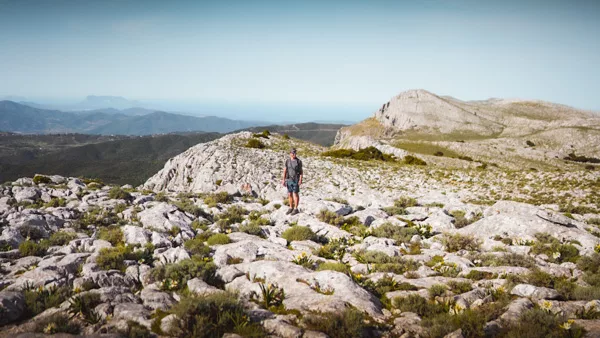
291,208,299,215
286,208,294,215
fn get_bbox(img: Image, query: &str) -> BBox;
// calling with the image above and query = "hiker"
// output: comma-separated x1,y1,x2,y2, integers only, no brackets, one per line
282,148,303,215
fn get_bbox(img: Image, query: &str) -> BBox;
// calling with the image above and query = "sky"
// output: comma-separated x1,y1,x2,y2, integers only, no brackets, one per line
0,0,599,121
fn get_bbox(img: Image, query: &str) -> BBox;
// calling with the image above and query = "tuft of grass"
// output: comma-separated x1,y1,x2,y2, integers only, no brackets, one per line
19,240,48,257
302,308,373,338
108,187,133,201
150,256,220,291
354,250,419,274
245,138,266,149
530,232,580,263
316,262,350,274
450,210,482,229
23,284,72,318
322,146,394,161
34,313,80,335
98,225,124,246
371,222,419,244
403,155,427,166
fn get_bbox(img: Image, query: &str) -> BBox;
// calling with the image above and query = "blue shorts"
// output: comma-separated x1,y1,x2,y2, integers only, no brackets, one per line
286,179,300,193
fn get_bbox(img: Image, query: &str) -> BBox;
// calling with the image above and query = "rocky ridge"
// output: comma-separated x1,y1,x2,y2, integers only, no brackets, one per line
1,132,600,337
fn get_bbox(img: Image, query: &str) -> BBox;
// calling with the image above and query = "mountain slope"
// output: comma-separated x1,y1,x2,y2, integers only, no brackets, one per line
0,101,261,135
335,89,600,170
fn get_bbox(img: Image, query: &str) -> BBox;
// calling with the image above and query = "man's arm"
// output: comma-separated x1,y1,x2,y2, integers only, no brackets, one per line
298,160,303,185
282,160,288,186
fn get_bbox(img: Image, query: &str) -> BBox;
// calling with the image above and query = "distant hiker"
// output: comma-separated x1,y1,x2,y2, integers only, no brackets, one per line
282,148,303,215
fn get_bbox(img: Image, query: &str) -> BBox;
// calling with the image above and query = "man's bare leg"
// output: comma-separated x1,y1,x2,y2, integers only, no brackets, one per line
288,193,294,209
293,193,300,209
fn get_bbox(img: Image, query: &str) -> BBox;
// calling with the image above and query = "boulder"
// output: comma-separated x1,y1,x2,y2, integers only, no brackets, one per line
511,284,561,300
0,291,26,325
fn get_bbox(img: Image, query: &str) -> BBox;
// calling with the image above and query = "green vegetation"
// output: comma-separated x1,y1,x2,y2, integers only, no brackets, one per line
450,210,482,228
394,142,459,158
19,240,48,257
382,196,417,215
322,146,394,161
203,192,234,207
371,222,419,244
499,308,585,337
215,205,247,231
564,152,600,164
96,244,153,271
22,284,72,318
108,186,133,201
238,222,265,237
302,308,373,338
122,321,152,338
166,292,264,338
282,225,317,242
34,313,80,334
206,233,231,245
440,233,482,252
68,293,103,324
32,174,52,185
447,280,473,294
173,197,206,217
150,256,219,291
354,250,419,274
403,155,427,166
253,282,285,309
97,225,124,246
314,239,348,260
316,261,350,274
245,138,266,149
530,233,580,263
183,238,211,257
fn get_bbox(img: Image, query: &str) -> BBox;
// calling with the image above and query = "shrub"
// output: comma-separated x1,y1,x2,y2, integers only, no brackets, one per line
316,262,350,274
355,250,419,274
440,233,481,252
428,284,447,299
98,226,124,246
183,238,211,257
392,294,447,318
246,138,266,149
68,293,102,324
34,313,80,334
150,256,220,290
282,225,316,242
447,280,473,294
23,284,72,317
96,245,152,271
302,308,371,338
564,152,600,164
531,232,580,263
203,192,233,207
499,308,585,337
19,240,48,257
239,223,265,238
167,292,264,338
372,222,419,244
122,320,152,338
252,282,285,309
458,155,473,162
44,197,67,208
206,233,230,246
282,134,290,139
465,270,497,280
403,155,427,166
434,151,444,156
361,275,418,299
314,239,347,260
526,140,535,147
450,210,482,229
174,198,206,217
33,175,52,185
317,209,344,226
108,187,133,201
383,196,417,215
215,205,247,231
322,146,394,161
48,231,77,246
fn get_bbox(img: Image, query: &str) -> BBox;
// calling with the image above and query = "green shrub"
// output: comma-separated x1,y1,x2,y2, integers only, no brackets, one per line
43,197,67,208
174,198,206,217
19,240,48,257
355,250,419,274
499,308,585,337
68,293,102,324
361,275,418,299
203,192,233,207
316,262,350,274
458,155,473,162
34,313,80,334
531,232,580,263
428,284,447,299
447,280,473,294
167,292,264,338
206,233,231,246
282,225,317,242
150,256,220,290
96,245,152,271
155,192,169,202
239,222,265,238
403,155,427,166
215,205,247,231
526,140,535,147
98,226,124,246
122,320,152,338
48,231,77,246
23,284,72,318
450,210,482,229
423,308,491,338
282,134,290,139
33,175,52,185
465,270,497,280
314,239,347,260
19,224,46,240
108,187,132,201
440,233,482,252
322,146,394,161
246,138,266,149
303,308,371,338
434,151,444,156
371,222,419,244
184,238,211,257
392,294,447,318
317,209,344,226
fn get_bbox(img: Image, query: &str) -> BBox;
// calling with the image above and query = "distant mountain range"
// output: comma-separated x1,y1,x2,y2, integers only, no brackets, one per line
0,100,263,135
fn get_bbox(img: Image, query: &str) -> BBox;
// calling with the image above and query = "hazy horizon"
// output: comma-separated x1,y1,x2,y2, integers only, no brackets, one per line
1,0,599,121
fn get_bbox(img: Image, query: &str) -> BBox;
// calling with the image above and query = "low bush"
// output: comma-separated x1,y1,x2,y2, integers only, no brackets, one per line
355,250,419,274
322,146,394,161
122,320,152,338
19,240,48,257
215,205,248,231
314,239,347,260
167,292,264,338
282,225,317,242
34,313,80,334
403,155,427,166
245,138,266,149
440,233,481,252
23,284,72,317
450,210,482,229
150,256,220,290
499,308,585,337
428,284,448,299
392,294,448,318
203,192,234,207
382,196,417,215
33,175,52,185
531,233,580,263
206,233,231,246
361,275,418,299
371,222,419,244
174,198,207,218
447,280,473,294
108,187,133,201
183,238,211,257
564,152,600,164
465,270,497,280
96,244,153,271
302,308,372,338
98,225,124,246
317,209,344,226
239,222,265,238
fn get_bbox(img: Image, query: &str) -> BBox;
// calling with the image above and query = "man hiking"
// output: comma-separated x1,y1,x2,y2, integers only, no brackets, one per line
282,148,303,215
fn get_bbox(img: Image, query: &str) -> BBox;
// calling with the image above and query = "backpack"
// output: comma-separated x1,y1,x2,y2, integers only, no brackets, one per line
286,157,302,181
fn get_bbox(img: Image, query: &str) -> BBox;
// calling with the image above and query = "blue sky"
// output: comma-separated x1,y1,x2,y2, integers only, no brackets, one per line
0,0,599,121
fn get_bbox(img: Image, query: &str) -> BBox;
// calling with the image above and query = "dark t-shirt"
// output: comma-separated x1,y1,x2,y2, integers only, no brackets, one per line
285,158,303,181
